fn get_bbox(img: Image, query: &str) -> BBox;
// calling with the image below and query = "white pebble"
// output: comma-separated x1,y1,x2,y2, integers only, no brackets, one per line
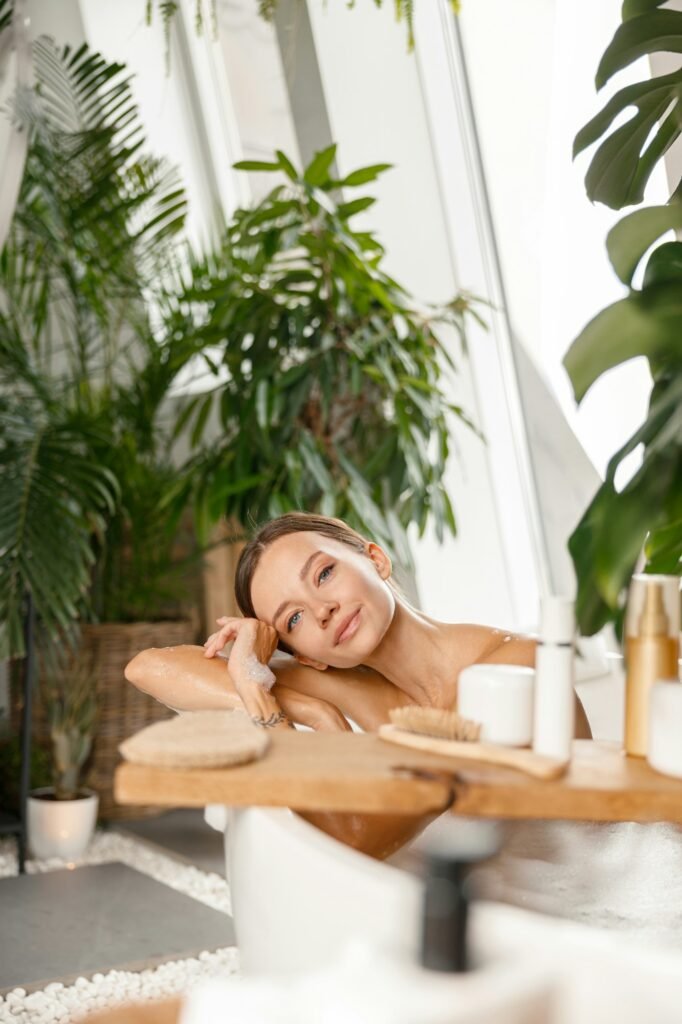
0,832,238,1023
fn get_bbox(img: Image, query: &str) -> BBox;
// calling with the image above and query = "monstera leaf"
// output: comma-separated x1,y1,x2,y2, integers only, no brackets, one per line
564,223,682,636
568,3,682,637
574,6,682,209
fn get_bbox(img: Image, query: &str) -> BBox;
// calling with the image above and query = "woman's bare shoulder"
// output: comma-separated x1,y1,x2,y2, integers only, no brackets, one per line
441,623,536,674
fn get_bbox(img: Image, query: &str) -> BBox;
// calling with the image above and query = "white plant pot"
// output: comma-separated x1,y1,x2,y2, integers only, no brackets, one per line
28,788,99,861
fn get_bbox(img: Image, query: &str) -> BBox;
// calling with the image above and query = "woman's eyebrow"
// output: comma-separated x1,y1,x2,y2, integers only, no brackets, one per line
270,550,324,628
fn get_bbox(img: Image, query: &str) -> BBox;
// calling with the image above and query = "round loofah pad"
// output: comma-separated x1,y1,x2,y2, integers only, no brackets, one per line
118,710,270,769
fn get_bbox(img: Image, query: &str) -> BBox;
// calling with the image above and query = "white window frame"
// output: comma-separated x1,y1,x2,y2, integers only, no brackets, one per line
414,0,551,625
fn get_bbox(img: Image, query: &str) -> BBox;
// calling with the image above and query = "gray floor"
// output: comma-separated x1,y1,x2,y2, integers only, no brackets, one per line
111,808,225,876
0,862,235,994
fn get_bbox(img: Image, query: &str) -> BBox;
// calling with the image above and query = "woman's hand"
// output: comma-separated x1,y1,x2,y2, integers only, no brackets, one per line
203,616,289,728
204,615,279,666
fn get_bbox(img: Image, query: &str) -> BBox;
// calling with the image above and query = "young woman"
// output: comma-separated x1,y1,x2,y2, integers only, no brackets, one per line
126,511,590,857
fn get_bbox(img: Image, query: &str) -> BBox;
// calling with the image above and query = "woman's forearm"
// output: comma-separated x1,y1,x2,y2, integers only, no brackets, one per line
125,645,351,732
125,646,243,711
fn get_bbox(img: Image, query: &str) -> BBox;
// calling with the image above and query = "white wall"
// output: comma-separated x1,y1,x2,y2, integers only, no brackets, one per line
459,0,666,483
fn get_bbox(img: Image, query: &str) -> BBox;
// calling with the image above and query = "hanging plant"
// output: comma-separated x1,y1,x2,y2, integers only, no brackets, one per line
146,0,461,54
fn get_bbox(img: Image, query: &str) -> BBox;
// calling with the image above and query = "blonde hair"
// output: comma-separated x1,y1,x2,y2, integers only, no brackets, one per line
234,511,404,655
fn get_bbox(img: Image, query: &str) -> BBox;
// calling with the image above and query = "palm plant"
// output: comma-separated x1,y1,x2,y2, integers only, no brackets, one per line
168,146,484,570
0,33,200,660
564,0,682,638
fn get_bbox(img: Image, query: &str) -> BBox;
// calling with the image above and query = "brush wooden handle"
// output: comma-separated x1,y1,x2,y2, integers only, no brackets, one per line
378,724,568,780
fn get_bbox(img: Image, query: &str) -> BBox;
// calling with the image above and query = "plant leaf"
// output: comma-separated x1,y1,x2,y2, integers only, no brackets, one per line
596,11,682,90
642,240,682,287
233,159,281,172
303,144,337,186
339,164,393,187
563,281,682,402
606,203,682,284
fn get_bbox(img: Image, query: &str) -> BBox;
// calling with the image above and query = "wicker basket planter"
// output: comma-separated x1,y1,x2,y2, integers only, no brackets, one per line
80,620,198,819
14,619,198,820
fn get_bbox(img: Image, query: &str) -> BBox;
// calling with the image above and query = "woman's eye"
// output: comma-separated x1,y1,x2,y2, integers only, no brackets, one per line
286,565,335,632
318,564,334,583
286,611,301,632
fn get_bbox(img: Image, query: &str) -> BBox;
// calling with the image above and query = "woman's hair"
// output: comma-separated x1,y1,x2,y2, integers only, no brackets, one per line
234,511,404,655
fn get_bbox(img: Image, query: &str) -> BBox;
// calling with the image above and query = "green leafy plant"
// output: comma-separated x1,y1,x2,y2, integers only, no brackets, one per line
0,35,203,659
42,649,98,800
169,146,484,570
564,0,682,638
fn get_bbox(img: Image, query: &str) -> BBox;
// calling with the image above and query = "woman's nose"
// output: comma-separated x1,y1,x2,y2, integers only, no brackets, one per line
316,602,337,627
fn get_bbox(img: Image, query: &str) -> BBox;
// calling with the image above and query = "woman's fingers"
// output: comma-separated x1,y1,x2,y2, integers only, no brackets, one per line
205,616,279,664
203,620,238,658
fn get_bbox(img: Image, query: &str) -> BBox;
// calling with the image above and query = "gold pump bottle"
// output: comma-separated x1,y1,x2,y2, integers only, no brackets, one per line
624,575,680,758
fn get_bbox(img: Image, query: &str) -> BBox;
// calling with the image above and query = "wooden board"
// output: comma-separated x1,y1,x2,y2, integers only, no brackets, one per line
115,730,454,815
114,734,682,824
84,1000,180,1024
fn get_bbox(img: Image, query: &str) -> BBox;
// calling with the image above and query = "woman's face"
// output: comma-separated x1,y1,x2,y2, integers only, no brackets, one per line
249,531,396,669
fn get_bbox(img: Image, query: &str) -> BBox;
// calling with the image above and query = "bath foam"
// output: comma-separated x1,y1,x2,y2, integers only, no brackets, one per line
229,651,277,691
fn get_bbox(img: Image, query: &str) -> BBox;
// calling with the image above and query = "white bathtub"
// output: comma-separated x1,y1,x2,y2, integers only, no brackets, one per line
207,805,682,1024
224,806,422,975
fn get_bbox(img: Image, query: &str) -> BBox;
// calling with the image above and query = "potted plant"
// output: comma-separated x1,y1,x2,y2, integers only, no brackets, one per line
27,651,99,860
169,146,484,572
563,1,682,640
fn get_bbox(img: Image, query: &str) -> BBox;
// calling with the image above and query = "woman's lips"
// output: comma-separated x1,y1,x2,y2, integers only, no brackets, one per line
335,609,361,645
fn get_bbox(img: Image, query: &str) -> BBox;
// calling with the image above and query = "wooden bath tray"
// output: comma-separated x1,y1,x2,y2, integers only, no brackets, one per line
115,734,682,824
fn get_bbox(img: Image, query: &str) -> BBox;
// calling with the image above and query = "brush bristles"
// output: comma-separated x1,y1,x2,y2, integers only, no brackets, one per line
389,705,482,743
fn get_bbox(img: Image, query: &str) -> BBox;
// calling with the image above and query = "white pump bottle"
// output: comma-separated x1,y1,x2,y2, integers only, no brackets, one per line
532,595,575,762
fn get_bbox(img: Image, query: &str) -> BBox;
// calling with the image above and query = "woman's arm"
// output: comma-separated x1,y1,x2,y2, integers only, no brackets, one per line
126,645,352,732
125,645,410,732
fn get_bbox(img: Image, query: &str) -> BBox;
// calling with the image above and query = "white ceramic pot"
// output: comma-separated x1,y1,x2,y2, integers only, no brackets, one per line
27,788,99,860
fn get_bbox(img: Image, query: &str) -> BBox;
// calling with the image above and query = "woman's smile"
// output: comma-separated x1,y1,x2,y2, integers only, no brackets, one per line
335,608,362,646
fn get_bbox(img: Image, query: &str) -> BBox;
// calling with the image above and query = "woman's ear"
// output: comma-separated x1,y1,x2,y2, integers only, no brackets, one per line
366,541,392,580
295,653,329,672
